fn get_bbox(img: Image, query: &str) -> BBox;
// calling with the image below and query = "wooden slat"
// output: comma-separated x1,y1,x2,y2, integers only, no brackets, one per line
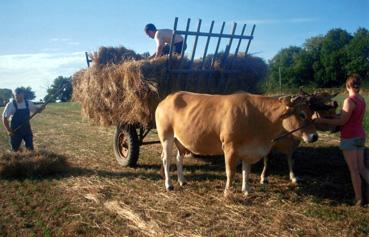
189,19,202,69
210,21,226,69
245,24,256,56
200,20,214,69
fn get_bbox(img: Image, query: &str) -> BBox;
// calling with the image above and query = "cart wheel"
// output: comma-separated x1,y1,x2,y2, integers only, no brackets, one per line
113,124,139,167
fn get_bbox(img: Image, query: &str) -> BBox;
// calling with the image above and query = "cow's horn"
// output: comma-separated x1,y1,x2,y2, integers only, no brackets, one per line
299,87,311,96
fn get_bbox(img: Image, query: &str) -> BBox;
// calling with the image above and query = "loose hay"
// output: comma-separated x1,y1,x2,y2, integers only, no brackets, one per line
92,46,143,65
73,46,267,126
104,200,164,237
0,150,70,179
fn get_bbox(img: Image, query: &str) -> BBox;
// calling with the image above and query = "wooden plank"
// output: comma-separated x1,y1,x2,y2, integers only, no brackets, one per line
168,17,179,65
189,19,202,69
245,24,256,56
200,20,214,69
211,21,226,69
175,30,253,39
180,18,191,61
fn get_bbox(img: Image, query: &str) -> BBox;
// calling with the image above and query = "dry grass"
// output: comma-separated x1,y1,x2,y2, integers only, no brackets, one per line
0,102,369,236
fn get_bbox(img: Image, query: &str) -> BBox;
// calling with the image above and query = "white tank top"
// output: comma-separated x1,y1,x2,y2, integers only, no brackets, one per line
154,29,183,46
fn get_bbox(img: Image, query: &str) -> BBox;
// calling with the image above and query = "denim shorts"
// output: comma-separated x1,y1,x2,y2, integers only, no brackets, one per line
340,137,366,150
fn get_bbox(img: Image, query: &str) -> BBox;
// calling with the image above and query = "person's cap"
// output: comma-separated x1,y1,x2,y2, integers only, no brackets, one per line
144,23,156,33
14,88,24,95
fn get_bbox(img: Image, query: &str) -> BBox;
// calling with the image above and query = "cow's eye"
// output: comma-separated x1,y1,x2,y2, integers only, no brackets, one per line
299,112,306,120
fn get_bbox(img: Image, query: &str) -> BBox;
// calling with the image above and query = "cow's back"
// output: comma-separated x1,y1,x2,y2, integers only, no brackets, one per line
156,91,282,156
156,92,230,155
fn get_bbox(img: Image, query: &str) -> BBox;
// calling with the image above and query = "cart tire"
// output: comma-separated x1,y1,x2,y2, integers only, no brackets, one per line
113,124,139,167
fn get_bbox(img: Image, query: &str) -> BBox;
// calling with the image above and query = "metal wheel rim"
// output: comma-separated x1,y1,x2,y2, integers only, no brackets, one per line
118,132,129,158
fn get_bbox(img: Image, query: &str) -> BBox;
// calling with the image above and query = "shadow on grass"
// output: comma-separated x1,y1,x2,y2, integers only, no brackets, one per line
0,150,163,181
0,151,224,182
254,145,355,204
187,146,355,204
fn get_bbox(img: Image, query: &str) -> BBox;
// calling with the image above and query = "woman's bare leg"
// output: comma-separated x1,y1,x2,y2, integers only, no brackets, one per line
356,149,369,184
343,150,362,203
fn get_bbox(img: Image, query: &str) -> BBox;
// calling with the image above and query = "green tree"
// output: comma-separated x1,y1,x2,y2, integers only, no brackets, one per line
304,36,325,86
44,76,72,102
319,28,352,87
268,46,303,88
0,88,12,106
292,50,315,86
344,28,369,78
267,28,369,89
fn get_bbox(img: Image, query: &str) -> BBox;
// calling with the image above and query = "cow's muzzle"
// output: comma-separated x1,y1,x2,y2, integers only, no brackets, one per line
305,133,318,143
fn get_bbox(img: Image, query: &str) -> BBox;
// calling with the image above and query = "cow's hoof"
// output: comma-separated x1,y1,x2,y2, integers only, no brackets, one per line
166,186,174,191
290,177,300,185
260,177,269,184
243,191,249,197
223,189,235,200
179,181,187,186
159,167,165,179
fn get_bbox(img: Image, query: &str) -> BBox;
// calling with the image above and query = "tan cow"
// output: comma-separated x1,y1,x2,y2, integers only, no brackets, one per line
155,91,318,197
260,92,339,184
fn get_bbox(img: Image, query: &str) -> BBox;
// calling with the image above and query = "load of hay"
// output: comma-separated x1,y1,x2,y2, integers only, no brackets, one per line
73,46,267,127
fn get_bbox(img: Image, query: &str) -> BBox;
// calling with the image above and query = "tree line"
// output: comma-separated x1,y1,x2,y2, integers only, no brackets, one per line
266,27,369,90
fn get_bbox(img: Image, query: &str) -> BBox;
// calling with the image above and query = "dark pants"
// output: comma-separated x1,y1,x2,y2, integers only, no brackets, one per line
162,41,186,55
10,132,34,151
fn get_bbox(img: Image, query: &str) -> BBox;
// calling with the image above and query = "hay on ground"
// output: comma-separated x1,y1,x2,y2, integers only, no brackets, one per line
73,46,267,127
0,150,70,179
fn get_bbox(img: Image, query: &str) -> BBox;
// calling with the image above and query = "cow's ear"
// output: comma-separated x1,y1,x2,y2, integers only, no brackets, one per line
329,92,339,99
290,95,306,106
279,96,293,119
278,96,292,106
299,87,311,96
279,106,294,119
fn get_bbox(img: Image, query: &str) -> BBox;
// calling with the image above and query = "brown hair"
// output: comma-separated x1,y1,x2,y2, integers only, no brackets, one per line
346,74,361,91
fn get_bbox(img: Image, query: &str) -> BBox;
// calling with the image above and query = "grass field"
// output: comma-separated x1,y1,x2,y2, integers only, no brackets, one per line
0,98,369,236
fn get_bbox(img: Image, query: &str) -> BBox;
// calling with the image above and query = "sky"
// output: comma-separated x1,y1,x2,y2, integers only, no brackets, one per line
0,0,368,100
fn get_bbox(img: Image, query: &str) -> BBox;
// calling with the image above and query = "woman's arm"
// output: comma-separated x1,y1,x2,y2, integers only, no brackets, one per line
316,98,354,126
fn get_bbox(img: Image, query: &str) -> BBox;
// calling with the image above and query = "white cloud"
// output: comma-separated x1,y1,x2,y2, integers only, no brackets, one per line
0,52,86,100
50,38,70,42
67,41,80,46
236,17,318,25
49,38,81,47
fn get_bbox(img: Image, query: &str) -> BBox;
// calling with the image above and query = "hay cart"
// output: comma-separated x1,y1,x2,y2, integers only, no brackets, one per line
86,17,256,167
